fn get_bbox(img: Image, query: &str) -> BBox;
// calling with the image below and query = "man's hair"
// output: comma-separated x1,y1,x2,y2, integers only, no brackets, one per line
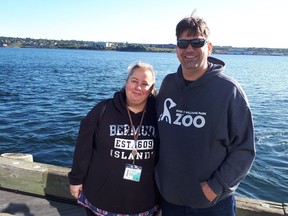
176,16,210,39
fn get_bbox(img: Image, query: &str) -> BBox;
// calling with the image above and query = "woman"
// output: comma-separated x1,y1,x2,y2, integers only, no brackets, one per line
68,62,160,216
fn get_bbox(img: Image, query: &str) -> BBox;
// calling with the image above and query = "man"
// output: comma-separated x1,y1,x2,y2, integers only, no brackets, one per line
155,15,256,216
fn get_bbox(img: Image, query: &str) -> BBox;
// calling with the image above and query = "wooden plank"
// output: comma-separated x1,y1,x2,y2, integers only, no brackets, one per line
236,196,285,216
44,168,72,199
0,156,74,200
0,156,286,216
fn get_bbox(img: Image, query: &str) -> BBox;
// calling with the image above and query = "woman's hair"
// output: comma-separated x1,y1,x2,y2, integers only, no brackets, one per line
176,15,210,39
126,61,156,95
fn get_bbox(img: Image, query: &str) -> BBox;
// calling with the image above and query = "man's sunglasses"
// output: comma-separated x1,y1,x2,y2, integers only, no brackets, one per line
177,38,207,49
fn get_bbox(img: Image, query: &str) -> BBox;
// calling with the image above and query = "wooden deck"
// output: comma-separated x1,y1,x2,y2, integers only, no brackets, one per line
0,189,86,216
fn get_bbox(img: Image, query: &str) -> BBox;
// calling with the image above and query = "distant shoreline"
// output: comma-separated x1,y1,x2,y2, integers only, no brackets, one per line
1,36,287,56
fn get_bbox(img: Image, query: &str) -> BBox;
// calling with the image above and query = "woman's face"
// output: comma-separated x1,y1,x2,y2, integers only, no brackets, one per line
125,67,154,108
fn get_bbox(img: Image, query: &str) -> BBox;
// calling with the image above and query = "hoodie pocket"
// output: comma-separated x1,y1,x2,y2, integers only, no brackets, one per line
182,177,212,208
155,163,212,208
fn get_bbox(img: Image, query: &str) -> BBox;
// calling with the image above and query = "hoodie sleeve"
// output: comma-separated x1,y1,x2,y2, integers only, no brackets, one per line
68,100,107,185
208,86,256,198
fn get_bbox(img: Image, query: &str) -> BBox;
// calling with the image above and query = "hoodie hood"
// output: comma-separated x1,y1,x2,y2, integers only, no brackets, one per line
112,88,127,114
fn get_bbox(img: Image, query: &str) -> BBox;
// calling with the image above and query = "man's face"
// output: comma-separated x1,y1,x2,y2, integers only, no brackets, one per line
176,30,212,78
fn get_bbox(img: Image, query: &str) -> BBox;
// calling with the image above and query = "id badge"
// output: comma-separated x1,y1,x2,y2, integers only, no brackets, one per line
123,164,142,182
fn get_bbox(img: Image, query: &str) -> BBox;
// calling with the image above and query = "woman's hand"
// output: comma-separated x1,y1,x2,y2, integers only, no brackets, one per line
70,184,83,199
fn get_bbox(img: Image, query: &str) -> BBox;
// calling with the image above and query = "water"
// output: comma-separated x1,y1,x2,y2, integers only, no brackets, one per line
0,48,287,203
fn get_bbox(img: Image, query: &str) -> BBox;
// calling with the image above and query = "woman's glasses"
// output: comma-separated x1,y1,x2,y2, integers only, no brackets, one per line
177,38,207,49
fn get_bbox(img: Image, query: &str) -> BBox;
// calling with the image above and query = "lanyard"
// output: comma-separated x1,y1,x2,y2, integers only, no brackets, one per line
126,104,146,164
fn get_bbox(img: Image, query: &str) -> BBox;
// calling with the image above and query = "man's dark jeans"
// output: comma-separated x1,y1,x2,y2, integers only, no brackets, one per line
161,195,236,216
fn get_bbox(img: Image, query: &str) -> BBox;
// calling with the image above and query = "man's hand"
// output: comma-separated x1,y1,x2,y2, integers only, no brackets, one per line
200,181,217,202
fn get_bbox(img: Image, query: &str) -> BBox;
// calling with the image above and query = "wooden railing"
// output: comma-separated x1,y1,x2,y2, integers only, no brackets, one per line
0,154,286,216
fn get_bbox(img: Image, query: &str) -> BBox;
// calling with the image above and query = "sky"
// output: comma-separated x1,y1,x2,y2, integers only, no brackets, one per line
1,0,287,49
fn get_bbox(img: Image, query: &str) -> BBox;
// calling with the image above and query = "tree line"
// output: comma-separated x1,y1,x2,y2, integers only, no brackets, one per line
1,36,287,56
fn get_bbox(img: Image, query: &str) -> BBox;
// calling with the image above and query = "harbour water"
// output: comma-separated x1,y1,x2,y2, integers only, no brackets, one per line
0,48,287,203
